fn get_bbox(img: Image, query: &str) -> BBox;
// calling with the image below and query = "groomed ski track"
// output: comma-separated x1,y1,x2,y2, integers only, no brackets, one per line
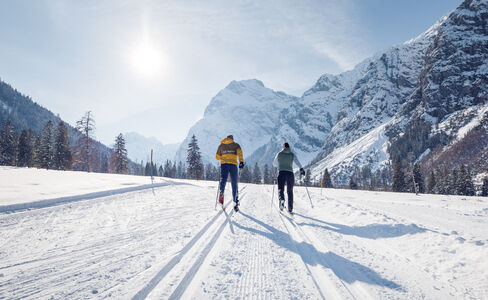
1,179,487,299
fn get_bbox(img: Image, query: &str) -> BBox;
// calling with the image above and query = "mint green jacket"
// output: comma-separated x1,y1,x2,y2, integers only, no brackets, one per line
273,148,302,172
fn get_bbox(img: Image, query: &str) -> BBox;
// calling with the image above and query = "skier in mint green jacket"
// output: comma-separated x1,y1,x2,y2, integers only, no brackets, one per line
273,142,305,213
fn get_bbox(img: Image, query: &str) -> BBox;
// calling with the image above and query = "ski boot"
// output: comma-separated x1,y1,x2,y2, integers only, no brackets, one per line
218,191,224,205
279,199,284,211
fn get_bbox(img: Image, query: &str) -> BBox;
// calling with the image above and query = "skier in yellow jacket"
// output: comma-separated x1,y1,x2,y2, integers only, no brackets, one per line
216,135,244,212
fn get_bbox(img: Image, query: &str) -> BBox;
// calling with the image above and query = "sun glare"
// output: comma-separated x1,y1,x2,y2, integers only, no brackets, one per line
131,41,163,78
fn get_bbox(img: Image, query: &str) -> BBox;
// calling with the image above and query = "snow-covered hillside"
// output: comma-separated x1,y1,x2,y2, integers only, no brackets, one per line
252,63,371,167
1,168,487,298
0,166,168,210
308,21,439,180
175,79,297,165
177,0,488,184
124,132,179,164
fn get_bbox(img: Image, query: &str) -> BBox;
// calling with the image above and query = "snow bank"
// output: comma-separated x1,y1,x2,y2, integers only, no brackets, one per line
0,167,170,211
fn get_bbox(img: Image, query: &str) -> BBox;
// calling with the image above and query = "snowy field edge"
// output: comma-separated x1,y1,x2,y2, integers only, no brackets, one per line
0,181,173,213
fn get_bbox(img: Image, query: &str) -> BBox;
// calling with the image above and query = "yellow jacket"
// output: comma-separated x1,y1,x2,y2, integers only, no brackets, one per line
216,138,244,165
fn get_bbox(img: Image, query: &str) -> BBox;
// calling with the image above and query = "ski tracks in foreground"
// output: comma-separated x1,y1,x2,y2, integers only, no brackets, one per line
181,184,405,299
275,200,375,300
131,187,247,299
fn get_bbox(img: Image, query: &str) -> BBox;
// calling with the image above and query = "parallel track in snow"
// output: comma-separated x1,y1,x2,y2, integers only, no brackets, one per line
274,200,375,300
132,187,246,299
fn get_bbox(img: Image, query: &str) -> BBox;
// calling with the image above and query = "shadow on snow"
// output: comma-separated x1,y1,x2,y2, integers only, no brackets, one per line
236,212,402,290
294,213,426,240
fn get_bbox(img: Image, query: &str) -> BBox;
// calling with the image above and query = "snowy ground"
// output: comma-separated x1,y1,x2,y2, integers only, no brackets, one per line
1,168,487,299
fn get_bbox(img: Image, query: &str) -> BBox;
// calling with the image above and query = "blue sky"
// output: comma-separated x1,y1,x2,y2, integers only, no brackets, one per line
0,0,462,145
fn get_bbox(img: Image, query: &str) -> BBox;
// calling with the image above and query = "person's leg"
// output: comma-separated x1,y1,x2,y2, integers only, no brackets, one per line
286,172,295,212
219,164,230,192
229,164,238,202
277,171,286,209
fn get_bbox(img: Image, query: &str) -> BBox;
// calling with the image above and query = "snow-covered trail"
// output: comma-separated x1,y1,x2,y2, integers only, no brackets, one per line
185,185,405,299
178,185,487,299
1,178,487,299
0,181,227,299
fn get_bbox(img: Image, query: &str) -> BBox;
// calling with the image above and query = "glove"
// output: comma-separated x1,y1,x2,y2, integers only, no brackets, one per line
300,168,305,176
239,162,245,169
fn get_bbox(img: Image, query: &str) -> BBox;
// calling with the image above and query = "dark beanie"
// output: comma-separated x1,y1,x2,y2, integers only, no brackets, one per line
283,142,290,148
227,135,234,140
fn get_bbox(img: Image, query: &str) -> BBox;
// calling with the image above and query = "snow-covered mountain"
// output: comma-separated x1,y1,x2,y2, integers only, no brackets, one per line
306,18,443,182
179,0,488,184
175,79,297,165
124,132,179,164
249,63,371,167
307,0,488,183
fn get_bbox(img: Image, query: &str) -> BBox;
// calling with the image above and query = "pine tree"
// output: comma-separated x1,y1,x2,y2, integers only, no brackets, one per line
252,163,262,184
214,165,220,180
240,165,252,183
76,111,95,172
144,162,151,176
171,161,177,178
427,170,436,194
39,121,55,169
112,133,129,174
54,122,72,170
481,176,488,196
263,164,270,184
457,165,474,196
373,170,382,191
392,158,405,192
33,133,42,167
448,169,459,195
205,163,214,180
0,120,17,166
186,135,203,180
100,153,109,173
349,177,358,190
361,165,372,189
323,168,333,188
412,163,424,194
158,165,164,177
177,161,186,179
381,166,392,190
436,167,449,195
17,129,34,167
152,163,158,177
164,160,172,177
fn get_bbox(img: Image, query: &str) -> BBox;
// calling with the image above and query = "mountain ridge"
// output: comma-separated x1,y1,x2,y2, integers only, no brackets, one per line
179,0,488,185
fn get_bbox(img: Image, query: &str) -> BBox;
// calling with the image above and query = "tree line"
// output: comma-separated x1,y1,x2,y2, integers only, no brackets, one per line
344,158,488,196
5,116,486,196
391,159,488,196
0,111,129,174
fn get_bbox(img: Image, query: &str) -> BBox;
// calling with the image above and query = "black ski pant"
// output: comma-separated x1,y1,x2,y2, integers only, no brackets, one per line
277,170,294,212
220,163,238,202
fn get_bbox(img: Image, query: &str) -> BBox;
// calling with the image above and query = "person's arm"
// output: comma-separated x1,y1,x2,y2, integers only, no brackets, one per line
215,145,222,161
272,153,279,168
293,152,303,168
237,145,244,163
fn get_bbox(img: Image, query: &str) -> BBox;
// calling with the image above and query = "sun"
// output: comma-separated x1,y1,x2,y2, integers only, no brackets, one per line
131,41,163,77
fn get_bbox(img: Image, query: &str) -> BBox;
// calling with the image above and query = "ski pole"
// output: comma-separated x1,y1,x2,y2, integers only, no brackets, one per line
215,177,221,210
236,166,240,203
300,172,314,209
271,177,275,208
304,182,314,208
